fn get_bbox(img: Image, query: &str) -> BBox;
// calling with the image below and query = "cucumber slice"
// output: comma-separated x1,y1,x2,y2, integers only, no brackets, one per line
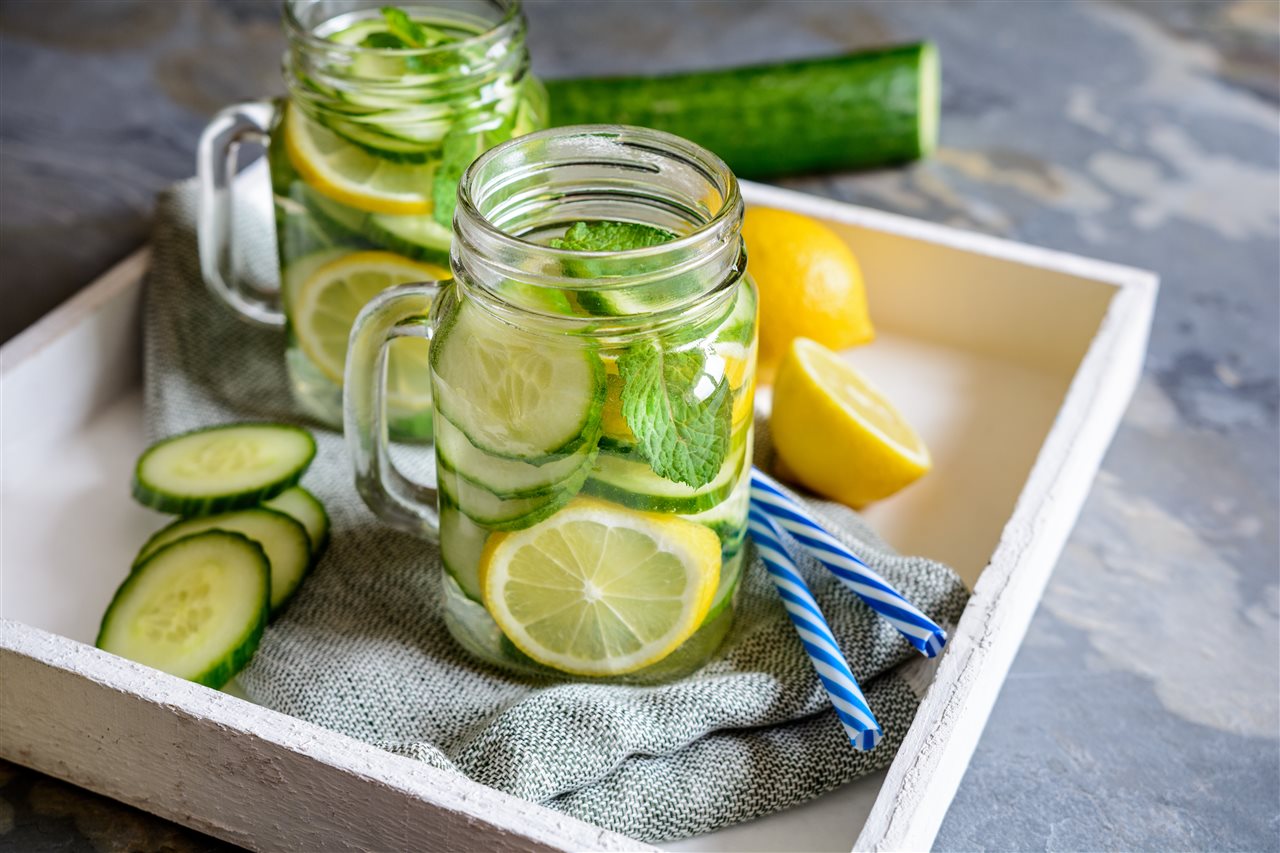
439,497,488,601
135,508,312,614
97,531,269,688
364,212,453,265
436,414,592,499
585,429,751,514
430,300,605,462
705,547,746,623
687,461,751,547
319,115,441,164
439,454,591,531
264,487,331,559
132,423,316,516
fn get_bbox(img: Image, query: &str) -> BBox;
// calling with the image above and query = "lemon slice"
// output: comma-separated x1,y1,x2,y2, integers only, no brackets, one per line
284,103,436,216
291,251,449,407
771,337,930,508
479,497,720,676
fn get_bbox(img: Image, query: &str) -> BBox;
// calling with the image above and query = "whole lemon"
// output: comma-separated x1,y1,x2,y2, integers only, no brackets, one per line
741,207,874,383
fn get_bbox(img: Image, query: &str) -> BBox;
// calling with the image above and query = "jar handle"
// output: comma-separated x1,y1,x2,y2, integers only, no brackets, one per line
196,100,285,328
344,282,444,541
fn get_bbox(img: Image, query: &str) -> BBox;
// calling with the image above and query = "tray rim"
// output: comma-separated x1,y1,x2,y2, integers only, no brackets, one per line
0,180,1158,852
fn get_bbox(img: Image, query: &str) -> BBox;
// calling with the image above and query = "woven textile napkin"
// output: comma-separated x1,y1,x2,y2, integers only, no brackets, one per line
141,178,970,843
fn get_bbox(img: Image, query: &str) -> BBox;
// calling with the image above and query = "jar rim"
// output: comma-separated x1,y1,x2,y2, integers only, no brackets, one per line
283,0,522,58
456,124,743,264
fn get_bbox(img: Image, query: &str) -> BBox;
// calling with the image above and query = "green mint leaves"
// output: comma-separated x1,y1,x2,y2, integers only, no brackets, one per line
550,221,677,252
548,219,731,487
618,344,733,489
377,7,446,48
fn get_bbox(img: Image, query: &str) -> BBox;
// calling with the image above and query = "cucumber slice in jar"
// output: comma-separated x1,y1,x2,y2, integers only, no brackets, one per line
439,454,593,531
439,497,488,601
319,115,442,164
585,429,752,514
364,212,454,265
264,487,331,558
436,414,594,499
132,424,317,516
97,531,270,688
686,461,752,550
430,300,605,463
135,508,312,615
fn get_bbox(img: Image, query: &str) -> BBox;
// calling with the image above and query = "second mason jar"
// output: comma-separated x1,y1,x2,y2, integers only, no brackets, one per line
346,125,758,682
198,0,546,439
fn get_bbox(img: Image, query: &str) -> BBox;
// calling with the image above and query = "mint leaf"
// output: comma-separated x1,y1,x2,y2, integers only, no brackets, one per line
551,221,676,252
618,343,732,488
361,31,409,49
432,128,490,227
379,6,447,47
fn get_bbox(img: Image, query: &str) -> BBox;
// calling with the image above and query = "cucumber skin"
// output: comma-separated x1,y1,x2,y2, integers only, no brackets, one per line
439,453,594,532
97,531,269,689
546,43,938,179
131,423,317,517
436,412,598,500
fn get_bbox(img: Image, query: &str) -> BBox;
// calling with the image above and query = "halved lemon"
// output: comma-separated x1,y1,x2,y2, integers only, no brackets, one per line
284,103,436,216
291,251,449,408
771,338,930,508
479,497,720,676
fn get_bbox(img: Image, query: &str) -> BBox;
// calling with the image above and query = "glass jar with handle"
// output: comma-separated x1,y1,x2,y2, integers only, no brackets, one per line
346,125,758,682
196,0,546,440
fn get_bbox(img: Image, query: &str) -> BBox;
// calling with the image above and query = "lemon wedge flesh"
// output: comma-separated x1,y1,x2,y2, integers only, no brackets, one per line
291,251,448,407
479,497,720,676
284,103,436,216
771,338,930,508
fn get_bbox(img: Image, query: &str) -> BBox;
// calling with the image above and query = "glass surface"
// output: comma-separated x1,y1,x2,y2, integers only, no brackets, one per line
273,0,546,438
430,127,757,681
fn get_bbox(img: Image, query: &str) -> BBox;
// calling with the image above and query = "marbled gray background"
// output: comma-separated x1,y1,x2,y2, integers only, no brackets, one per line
1,1,1277,850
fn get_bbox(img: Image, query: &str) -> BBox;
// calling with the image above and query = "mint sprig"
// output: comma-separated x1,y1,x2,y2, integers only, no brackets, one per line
618,344,732,488
550,221,676,252
378,6,447,48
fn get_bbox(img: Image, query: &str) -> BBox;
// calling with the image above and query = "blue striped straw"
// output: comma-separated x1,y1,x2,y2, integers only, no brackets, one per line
747,504,883,750
750,468,948,658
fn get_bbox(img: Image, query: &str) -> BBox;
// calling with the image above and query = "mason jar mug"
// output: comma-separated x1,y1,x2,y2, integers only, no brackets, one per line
346,125,759,681
196,0,546,439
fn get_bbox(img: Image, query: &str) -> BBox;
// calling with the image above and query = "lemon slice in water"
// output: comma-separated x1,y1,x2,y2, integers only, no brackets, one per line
291,250,448,407
284,103,436,216
479,497,720,676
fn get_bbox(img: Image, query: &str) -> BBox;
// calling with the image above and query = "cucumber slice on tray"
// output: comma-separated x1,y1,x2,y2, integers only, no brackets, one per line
264,487,331,558
430,300,605,463
132,423,316,515
97,531,270,689
135,508,312,614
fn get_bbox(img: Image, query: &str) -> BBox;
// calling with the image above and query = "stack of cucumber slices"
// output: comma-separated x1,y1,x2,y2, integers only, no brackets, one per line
98,423,327,688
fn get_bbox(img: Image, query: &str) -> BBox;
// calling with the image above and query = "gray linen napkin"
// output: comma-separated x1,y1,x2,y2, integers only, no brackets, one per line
142,179,970,843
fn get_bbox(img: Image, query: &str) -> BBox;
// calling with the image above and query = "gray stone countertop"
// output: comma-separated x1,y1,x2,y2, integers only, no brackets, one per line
1,1,1276,850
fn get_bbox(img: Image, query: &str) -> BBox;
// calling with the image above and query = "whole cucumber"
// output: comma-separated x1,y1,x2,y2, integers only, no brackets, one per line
545,42,939,179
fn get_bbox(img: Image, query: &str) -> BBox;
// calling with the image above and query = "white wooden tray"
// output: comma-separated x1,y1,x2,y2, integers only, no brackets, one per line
0,181,1156,852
